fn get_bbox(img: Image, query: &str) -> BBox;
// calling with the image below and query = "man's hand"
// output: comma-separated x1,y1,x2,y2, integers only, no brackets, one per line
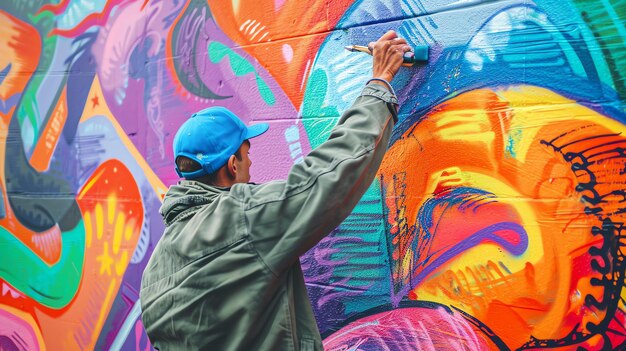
368,30,412,83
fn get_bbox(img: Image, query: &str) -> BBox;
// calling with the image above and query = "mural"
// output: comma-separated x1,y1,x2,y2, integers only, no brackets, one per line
0,0,624,350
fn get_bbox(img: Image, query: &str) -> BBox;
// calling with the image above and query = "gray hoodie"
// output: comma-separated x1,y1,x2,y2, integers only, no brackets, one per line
140,83,398,350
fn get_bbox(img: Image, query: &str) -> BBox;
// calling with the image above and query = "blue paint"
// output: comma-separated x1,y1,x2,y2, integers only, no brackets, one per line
308,0,626,149
406,221,529,297
0,94,21,114
0,63,11,86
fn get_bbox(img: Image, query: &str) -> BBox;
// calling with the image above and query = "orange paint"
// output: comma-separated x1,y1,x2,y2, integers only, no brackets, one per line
205,0,354,108
0,11,41,101
380,86,626,349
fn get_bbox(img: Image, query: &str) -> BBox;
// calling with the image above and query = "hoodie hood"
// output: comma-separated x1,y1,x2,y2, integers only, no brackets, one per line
160,181,228,225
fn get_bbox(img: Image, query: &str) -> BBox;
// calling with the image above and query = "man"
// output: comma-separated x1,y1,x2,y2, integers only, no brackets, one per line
140,30,412,350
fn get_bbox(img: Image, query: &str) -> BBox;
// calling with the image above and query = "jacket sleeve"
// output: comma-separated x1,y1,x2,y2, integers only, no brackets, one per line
236,83,398,276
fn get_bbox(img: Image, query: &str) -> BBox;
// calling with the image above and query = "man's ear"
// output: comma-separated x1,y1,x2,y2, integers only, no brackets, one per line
226,155,237,178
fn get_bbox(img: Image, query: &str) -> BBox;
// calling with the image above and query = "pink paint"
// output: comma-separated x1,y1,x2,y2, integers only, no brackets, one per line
282,44,294,63
323,307,497,350
0,309,41,351
135,320,152,351
275,0,287,11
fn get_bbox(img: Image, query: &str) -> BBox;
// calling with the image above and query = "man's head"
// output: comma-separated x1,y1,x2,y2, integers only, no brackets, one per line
173,107,268,186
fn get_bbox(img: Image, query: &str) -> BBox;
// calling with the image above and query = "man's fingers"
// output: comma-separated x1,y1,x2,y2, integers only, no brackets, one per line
378,30,397,42
369,32,413,67
398,44,412,52
392,37,407,45
370,32,410,53
370,40,392,53
370,31,410,81
387,44,412,57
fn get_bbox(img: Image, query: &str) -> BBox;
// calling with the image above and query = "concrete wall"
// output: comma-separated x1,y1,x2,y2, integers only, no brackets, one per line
1,0,625,349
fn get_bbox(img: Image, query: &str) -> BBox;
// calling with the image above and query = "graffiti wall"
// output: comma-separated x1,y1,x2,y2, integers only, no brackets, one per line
1,0,624,350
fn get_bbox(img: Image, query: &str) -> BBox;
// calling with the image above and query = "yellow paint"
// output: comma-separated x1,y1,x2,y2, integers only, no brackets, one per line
402,247,412,280
502,86,626,162
427,167,466,191
77,167,106,201
113,212,125,255
95,203,104,240
96,242,113,276
115,251,129,276
233,0,241,16
124,221,134,241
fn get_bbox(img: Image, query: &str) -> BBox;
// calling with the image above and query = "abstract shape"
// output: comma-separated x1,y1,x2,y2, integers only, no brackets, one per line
166,1,230,101
34,158,143,351
206,0,354,107
380,86,626,349
323,304,502,350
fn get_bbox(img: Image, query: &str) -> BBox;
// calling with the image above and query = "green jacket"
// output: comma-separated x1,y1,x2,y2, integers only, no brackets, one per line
140,83,398,350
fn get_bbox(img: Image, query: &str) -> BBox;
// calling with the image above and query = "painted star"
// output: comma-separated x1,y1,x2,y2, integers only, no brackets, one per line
91,94,99,109
96,242,114,276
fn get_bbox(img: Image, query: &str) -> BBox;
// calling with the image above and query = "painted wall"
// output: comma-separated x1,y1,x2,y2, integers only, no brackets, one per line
1,0,625,350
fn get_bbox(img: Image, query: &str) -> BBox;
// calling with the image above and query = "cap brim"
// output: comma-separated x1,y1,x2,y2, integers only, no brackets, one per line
246,123,269,139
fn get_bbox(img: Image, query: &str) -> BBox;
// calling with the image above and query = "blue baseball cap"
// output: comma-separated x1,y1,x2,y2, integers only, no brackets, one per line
173,107,269,179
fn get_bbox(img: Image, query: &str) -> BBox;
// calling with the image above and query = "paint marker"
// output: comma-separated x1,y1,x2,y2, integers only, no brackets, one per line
344,44,429,66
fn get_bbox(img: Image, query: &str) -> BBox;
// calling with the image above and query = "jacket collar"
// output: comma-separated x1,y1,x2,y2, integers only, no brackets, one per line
160,180,228,225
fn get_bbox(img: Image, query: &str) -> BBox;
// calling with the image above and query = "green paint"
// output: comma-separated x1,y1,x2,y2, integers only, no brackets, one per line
17,95,41,147
505,128,522,159
207,41,275,105
301,68,340,149
600,0,626,38
573,0,626,103
0,220,85,309
255,75,276,105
